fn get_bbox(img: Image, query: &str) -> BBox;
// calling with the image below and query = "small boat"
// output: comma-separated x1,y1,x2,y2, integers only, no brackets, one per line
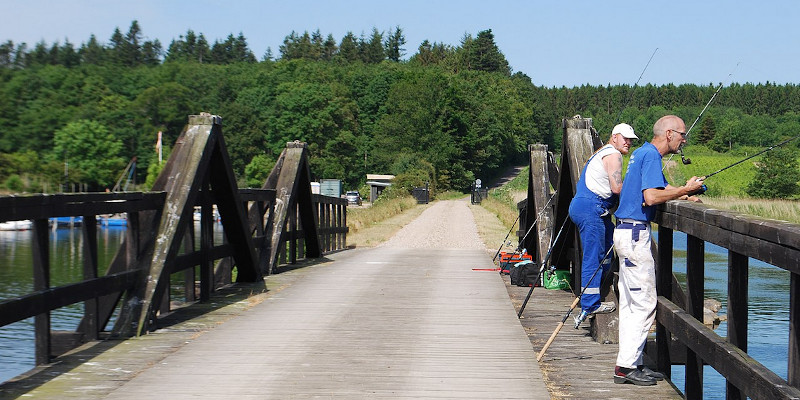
0,220,32,231
98,215,127,227
49,216,83,228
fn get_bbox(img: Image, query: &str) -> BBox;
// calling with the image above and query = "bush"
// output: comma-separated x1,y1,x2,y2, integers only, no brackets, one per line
4,174,24,192
746,147,800,198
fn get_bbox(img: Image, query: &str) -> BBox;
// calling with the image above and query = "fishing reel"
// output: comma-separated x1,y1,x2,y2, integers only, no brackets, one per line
679,147,692,165
689,184,708,196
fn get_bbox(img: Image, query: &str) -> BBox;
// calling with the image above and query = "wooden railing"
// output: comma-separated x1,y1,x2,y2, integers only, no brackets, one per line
0,188,347,366
273,193,348,269
654,200,800,399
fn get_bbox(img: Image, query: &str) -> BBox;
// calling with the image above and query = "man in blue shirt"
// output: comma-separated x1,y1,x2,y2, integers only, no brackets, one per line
612,115,704,386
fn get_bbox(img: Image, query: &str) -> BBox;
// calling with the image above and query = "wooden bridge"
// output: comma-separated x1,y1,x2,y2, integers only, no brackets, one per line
518,115,800,399
0,114,799,399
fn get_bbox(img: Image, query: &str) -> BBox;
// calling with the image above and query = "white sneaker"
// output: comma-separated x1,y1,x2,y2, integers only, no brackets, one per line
591,302,616,314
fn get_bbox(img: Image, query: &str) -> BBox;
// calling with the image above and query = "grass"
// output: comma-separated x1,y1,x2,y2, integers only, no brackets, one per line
702,196,800,224
346,196,429,247
434,190,468,200
481,166,528,228
469,201,515,256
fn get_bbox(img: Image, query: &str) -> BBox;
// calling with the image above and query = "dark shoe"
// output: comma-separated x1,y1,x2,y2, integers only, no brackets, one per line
639,366,665,381
614,368,657,386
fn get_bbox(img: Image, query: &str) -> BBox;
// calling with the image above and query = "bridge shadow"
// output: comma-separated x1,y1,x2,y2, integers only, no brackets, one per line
0,257,335,399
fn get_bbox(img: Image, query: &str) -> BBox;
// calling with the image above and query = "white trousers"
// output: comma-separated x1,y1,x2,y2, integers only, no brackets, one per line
613,222,657,369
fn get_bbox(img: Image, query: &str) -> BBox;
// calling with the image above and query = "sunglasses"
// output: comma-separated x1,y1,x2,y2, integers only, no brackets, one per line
669,129,688,138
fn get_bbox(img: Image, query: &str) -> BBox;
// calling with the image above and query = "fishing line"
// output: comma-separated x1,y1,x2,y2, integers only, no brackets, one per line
664,62,741,169
614,48,659,125
702,133,800,180
492,203,525,262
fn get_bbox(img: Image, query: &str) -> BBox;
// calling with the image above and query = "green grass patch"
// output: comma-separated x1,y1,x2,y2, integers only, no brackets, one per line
347,196,419,233
434,190,469,201
663,153,756,197
703,196,800,224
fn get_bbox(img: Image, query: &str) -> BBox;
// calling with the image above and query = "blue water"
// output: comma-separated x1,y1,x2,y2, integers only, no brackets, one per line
0,222,225,384
665,231,789,399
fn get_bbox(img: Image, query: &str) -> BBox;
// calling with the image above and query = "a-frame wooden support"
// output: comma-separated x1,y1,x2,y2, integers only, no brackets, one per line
262,141,321,273
521,144,555,268
113,113,258,336
548,115,602,291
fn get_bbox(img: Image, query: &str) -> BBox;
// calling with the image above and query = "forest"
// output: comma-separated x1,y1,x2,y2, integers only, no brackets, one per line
1,21,799,198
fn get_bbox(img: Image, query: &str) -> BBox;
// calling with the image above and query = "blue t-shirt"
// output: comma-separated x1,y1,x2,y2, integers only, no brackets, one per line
614,142,668,222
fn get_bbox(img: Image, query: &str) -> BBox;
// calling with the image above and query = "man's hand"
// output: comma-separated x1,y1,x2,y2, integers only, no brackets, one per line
686,195,702,203
683,176,705,196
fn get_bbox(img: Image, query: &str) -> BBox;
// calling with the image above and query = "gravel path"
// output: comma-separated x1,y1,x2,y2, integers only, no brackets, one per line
379,197,487,250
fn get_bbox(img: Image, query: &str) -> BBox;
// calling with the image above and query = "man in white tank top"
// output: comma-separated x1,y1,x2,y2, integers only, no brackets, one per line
569,123,638,327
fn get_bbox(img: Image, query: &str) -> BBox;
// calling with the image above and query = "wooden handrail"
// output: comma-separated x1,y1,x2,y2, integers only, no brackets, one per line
654,199,800,399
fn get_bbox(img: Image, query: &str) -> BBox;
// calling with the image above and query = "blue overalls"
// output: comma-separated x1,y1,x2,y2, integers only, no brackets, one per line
568,149,617,313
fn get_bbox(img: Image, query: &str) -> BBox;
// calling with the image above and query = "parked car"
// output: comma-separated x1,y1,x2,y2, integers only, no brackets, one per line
345,191,362,206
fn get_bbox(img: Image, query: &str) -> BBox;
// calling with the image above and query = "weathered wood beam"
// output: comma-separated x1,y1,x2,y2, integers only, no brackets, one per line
263,141,321,272
523,144,553,270
657,298,800,399
550,116,600,290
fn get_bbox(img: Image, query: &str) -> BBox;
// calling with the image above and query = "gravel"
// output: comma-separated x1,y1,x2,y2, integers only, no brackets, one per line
379,198,487,250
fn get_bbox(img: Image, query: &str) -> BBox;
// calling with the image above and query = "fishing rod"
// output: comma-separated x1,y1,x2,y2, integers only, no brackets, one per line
701,133,800,180
665,62,741,168
537,245,615,361
504,191,557,261
517,217,569,318
492,205,524,262
572,245,617,328
613,48,658,125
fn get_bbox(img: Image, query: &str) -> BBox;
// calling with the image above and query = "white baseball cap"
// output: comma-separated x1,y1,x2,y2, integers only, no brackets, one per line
612,123,638,139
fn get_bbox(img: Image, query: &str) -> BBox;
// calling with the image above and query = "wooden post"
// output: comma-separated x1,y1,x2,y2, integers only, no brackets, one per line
339,204,347,249
523,144,553,269
32,218,50,365
289,203,297,264
183,223,196,302
200,200,213,300
728,251,748,399
82,214,99,341
685,234,705,398
790,272,800,390
656,225,674,378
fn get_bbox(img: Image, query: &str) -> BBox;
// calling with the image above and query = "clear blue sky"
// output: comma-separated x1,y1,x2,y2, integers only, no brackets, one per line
2,0,797,87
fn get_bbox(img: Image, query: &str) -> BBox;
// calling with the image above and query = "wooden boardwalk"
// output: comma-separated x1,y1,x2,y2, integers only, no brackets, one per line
2,247,548,399
506,275,683,399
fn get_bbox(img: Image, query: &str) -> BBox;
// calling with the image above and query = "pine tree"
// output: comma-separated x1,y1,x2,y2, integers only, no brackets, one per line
59,39,80,67
696,114,716,145
746,147,800,198
108,27,125,65
121,20,143,66
0,40,13,68
384,26,405,62
361,28,384,63
195,34,210,63
322,34,337,61
80,35,105,65
468,29,510,75
262,47,274,62
337,32,359,62
141,39,162,65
